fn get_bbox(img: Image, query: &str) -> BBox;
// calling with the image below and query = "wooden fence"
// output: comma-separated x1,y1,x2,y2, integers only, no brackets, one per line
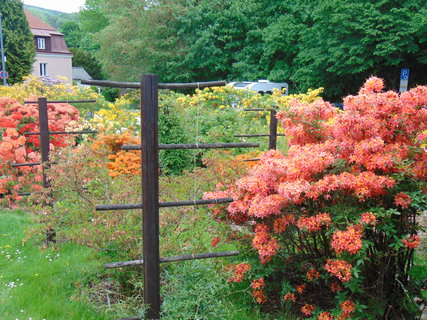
11,98,97,196
81,75,282,319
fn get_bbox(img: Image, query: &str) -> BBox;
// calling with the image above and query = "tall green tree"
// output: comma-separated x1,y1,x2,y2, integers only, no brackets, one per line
1,0,35,84
293,0,427,99
70,47,103,79
93,0,427,99
79,0,108,52
60,21,82,48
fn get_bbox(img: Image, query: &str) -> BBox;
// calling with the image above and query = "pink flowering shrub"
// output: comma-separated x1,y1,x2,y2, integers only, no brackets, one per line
0,97,79,205
205,78,427,319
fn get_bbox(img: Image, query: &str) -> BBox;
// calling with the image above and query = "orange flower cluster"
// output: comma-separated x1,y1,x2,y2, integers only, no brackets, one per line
394,192,412,209
251,278,267,304
325,259,352,282
318,312,334,320
307,171,396,201
283,293,296,302
273,214,295,233
359,212,377,225
295,284,306,294
252,224,280,264
402,234,420,249
276,98,337,146
211,236,220,248
226,263,251,283
330,281,343,292
107,150,141,177
306,268,320,281
331,225,363,255
340,300,355,319
92,132,141,177
297,213,331,232
301,304,315,316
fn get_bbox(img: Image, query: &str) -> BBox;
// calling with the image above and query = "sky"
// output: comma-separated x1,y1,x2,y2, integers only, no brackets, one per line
22,0,86,13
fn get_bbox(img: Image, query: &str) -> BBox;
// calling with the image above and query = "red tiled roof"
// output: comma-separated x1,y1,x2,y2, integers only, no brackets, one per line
24,10,56,31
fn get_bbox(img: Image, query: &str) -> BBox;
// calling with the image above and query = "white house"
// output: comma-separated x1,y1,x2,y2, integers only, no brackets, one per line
24,10,73,83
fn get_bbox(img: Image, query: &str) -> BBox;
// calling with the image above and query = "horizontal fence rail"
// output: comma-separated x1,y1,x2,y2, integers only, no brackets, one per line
81,79,226,90
96,198,234,211
105,251,241,269
116,316,145,320
243,108,275,112
18,191,42,196
122,142,259,150
24,130,97,136
234,133,285,137
24,99,97,104
12,162,42,167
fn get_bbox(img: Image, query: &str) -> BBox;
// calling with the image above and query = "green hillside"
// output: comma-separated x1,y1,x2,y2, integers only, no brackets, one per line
23,4,78,30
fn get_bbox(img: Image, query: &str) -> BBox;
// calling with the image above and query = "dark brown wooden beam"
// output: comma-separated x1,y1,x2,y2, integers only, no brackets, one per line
95,198,234,211
105,250,240,269
24,99,96,104
81,79,226,89
122,142,259,150
24,130,97,136
141,74,161,320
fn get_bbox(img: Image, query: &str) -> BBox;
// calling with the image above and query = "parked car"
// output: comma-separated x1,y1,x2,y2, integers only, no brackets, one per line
228,80,288,95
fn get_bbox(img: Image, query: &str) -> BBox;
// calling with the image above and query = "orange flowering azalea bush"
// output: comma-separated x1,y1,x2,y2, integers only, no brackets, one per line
205,78,427,319
0,97,79,205
91,131,141,178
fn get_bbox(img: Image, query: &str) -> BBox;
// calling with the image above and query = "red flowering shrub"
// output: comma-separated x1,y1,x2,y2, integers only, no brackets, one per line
205,78,427,319
0,97,79,205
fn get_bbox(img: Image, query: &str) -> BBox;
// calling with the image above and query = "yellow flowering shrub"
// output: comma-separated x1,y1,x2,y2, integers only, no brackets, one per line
0,75,104,111
272,87,324,109
90,92,140,132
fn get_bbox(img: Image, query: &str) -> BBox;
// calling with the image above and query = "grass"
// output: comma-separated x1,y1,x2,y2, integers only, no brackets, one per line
0,208,109,320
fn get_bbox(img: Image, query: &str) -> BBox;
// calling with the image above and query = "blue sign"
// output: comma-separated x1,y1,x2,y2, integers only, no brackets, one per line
0,70,7,79
400,68,409,81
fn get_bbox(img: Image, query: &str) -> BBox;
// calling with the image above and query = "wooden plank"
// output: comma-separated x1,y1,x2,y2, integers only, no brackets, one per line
122,142,259,150
105,251,241,269
95,198,234,211
81,79,226,89
24,130,97,136
141,74,161,320
24,100,96,104
234,134,285,138
38,98,50,189
269,109,278,150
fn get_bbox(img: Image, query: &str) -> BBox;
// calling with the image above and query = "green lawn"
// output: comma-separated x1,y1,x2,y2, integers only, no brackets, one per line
0,209,109,320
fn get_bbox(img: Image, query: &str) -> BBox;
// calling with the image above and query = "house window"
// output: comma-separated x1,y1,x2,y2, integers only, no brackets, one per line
40,63,48,76
37,38,45,50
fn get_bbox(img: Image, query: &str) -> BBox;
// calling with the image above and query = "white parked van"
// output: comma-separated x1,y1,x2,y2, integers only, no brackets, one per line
228,80,288,95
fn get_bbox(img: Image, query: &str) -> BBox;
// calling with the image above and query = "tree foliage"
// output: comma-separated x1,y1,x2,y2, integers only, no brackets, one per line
60,21,82,48
69,47,103,80
1,0,35,84
85,0,427,99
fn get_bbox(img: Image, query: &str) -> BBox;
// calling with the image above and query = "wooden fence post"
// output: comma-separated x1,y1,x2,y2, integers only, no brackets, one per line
141,74,161,319
38,97,50,188
269,109,278,150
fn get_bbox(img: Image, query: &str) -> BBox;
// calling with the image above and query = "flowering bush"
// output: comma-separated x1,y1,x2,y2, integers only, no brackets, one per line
91,131,141,178
0,97,79,205
0,75,105,112
90,92,140,132
205,78,427,319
